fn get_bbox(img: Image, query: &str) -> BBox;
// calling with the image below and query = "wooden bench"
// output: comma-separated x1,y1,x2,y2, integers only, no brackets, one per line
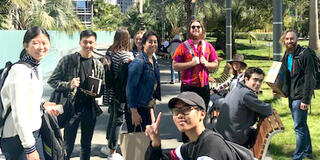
210,109,284,160
250,109,285,160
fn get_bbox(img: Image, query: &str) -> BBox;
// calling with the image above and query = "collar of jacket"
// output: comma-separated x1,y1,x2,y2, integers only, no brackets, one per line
141,51,156,64
238,81,257,94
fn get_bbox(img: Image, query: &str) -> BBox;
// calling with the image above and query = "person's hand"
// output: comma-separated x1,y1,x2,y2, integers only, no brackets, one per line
43,102,60,116
300,102,309,110
70,77,80,89
200,56,208,67
27,150,40,160
191,57,200,66
145,112,162,147
130,108,142,127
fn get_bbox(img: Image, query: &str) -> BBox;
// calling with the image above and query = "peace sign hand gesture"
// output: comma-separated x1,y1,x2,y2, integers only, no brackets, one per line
145,112,162,148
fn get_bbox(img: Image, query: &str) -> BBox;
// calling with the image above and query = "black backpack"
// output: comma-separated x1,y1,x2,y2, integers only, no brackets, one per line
0,61,30,138
40,111,66,160
298,48,320,90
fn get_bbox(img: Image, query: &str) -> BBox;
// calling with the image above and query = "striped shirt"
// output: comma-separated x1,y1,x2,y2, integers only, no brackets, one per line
172,39,217,87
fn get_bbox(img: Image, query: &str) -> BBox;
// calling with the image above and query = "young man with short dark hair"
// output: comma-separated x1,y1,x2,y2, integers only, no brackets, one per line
215,67,272,148
145,92,237,160
48,30,105,160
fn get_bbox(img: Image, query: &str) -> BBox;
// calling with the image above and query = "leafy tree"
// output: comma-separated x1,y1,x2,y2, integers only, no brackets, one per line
93,0,125,31
122,1,157,36
3,0,83,32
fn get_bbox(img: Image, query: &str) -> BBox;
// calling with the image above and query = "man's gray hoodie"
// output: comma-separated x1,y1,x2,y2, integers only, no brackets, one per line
215,82,272,145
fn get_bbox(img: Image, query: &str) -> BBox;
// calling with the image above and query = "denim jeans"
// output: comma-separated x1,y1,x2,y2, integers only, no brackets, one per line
170,60,180,82
289,99,312,160
0,130,45,160
106,100,125,150
64,106,96,160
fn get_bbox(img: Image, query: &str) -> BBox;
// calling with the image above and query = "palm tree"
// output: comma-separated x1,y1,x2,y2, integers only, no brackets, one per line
309,0,320,51
4,0,83,32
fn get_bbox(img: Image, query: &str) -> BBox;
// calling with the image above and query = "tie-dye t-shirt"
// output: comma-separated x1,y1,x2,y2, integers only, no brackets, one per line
172,39,218,87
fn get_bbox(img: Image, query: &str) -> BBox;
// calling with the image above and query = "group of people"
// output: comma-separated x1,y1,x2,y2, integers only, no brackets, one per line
0,19,316,160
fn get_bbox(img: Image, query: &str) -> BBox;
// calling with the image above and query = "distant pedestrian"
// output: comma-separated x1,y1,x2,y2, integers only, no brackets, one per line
0,26,59,160
167,33,182,84
47,30,105,160
100,28,134,160
126,31,161,132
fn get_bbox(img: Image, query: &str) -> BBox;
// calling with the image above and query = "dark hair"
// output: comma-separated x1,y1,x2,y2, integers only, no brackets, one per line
20,26,50,59
244,67,265,80
80,29,97,40
108,28,131,53
279,29,298,45
141,30,160,50
187,19,206,40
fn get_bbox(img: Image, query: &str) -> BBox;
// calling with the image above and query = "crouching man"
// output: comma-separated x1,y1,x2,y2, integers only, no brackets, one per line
215,67,272,148
145,92,237,160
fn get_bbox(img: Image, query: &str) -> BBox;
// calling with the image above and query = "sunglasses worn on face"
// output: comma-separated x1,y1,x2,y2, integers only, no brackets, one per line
172,105,200,116
191,25,201,30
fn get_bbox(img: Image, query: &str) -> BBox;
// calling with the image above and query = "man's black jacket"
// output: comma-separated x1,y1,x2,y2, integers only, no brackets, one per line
281,45,316,104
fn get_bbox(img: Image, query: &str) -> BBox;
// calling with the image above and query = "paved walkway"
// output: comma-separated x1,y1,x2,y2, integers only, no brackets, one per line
0,56,272,160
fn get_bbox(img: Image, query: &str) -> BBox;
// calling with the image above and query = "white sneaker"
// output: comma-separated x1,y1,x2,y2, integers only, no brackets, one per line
100,146,110,155
107,153,123,160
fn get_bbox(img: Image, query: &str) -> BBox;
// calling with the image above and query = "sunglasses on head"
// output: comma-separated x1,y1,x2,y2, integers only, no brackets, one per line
191,25,201,30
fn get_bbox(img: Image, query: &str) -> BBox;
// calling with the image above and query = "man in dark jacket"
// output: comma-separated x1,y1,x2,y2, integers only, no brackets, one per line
278,29,315,160
215,67,272,148
145,92,237,160
48,30,105,160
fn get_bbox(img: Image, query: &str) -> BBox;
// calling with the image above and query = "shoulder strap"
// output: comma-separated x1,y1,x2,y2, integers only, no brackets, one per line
184,41,195,57
202,40,206,56
184,40,207,57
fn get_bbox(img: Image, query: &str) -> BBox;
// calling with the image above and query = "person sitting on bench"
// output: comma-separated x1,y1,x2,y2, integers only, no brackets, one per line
215,67,273,148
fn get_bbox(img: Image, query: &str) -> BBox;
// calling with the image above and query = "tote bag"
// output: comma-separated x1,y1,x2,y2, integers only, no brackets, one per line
119,129,150,160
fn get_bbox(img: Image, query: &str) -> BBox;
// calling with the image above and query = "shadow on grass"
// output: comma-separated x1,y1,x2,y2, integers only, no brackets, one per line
237,43,262,50
268,143,293,160
244,54,270,60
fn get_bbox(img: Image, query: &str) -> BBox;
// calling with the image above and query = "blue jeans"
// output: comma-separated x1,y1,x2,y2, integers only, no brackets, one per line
0,130,45,160
170,60,180,82
289,99,312,160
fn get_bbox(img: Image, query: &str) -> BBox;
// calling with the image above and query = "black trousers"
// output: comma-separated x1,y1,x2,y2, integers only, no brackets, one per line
64,105,96,160
180,84,210,108
180,84,210,143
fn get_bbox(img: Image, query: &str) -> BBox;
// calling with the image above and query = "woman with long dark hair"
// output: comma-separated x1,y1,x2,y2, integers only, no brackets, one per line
0,26,58,160
126,30,161,132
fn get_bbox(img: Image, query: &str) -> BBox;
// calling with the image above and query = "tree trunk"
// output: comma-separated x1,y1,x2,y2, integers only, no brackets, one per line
309,0,320,51
185,0,192,24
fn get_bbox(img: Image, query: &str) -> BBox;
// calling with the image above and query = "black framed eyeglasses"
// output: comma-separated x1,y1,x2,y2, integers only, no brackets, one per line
191,25,201,30
171,105,201,116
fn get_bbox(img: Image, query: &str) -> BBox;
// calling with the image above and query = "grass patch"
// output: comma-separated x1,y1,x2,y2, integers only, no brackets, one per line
210,38,320,159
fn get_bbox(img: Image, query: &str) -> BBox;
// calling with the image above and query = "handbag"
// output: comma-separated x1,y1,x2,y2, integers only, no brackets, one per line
49,90,74,128
119,126,150,160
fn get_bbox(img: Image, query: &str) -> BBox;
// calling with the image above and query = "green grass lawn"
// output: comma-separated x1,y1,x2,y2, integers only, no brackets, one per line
211,38,320,160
